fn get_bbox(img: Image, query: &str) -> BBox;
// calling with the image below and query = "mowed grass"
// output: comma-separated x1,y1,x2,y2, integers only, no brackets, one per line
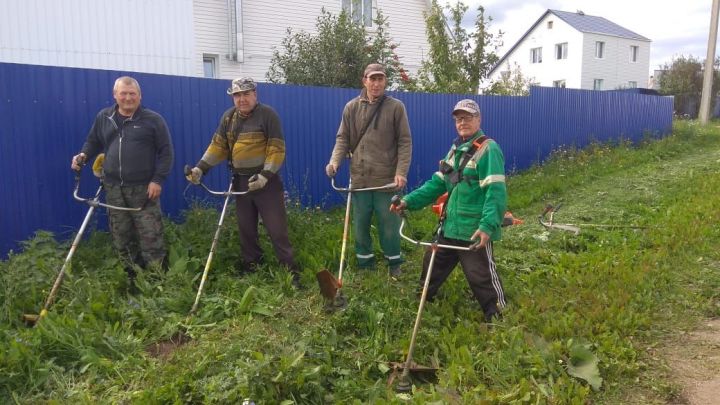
1,120,719,404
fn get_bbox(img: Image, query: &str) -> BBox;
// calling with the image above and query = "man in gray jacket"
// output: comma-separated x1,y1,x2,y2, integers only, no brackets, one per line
325,63,412,277
71,76,174,279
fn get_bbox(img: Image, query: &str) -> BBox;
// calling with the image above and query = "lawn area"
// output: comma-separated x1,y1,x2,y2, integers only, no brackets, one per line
2,120,719,404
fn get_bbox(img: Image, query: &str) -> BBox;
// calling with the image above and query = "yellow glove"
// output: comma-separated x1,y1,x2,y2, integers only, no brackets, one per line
92,154,105,178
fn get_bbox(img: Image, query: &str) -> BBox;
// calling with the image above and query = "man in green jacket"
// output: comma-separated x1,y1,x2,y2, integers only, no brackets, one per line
391,99,507,322
326,63,412,277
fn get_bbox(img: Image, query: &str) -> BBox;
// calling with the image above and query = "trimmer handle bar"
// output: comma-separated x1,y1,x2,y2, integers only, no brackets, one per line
184,164,249,196
72,173,142,212
331,177,397,192
399,218,471,251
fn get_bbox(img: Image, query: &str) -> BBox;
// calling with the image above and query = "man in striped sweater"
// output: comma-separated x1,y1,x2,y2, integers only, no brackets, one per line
186,78,300,288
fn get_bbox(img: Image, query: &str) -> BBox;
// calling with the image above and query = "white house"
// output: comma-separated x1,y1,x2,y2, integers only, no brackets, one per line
0,0,430,81
487,10,651,91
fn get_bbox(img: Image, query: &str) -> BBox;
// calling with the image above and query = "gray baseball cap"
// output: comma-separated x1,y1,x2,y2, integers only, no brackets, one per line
227,77,257,94
452,99,480,115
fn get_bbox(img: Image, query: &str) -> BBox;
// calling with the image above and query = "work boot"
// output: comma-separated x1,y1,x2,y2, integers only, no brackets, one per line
236,257,264,275
124,266,140,295
389,265,402,278
484,311,502,324
289,264,302,289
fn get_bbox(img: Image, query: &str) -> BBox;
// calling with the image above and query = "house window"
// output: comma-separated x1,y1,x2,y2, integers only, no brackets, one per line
547,21,553,29
593,79,604,90
553,80,566,88
555,42,568,60
342,0,373,27
630,45,639,62
203,55,218,78
628,81,637,88
530,47,543,63
595,41,605,59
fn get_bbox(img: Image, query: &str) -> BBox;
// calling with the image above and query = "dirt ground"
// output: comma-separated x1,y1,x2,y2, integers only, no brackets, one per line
146,332,192,359
666,319,720,405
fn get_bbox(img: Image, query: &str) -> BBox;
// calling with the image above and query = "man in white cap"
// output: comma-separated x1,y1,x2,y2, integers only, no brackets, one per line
186,77,300,288
390,99,507,322
325,63,412,277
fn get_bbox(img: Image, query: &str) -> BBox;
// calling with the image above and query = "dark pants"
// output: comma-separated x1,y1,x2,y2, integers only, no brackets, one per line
233,174,297,271
420,234,505,318
105,183,166,268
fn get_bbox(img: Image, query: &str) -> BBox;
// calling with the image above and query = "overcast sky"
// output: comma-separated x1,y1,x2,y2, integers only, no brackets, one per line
462,0,714,75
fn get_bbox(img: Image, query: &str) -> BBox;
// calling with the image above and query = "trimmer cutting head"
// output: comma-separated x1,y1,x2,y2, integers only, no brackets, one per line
316,269,340,300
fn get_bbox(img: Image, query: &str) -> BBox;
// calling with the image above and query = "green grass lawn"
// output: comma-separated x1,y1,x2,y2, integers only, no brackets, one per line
2,120,719,404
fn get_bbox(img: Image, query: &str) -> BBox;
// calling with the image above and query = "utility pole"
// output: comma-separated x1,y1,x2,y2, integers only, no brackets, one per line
699,0,720,124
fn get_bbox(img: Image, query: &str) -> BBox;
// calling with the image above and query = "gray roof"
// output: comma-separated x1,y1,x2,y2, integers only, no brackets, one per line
550,10,650,41
489,9,650,76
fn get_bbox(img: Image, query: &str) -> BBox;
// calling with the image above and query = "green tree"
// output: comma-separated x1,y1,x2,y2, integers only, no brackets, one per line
266,9,407,89
485,62,537,96
408,0,501,94
657,55,720,116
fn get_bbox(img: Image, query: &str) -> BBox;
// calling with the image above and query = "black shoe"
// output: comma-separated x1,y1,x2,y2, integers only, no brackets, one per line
236,259,262,275
416,289,435,303
290,272,302,289
124,265,139,293
484,311,502,323
389,265,402,278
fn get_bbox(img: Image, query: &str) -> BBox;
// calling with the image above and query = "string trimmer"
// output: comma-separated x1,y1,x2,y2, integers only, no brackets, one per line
183,165,249,315
22,155,141,326
539,203,647,235
316,177,396,310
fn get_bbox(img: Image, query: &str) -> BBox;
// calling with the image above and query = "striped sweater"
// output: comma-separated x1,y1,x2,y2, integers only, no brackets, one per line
197,103,285,178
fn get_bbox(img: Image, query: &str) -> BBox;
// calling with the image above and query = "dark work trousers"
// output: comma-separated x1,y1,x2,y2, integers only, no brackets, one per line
105,183,166,268
420,234,506,318
233,174,298,272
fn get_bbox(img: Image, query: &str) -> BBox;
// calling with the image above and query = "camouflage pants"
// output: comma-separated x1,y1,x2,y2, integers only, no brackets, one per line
105,183,166,267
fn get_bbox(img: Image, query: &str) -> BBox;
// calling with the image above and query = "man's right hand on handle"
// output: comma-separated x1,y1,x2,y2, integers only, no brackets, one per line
325,163,337,178
389,195,407,216
71,153,87,171
186,167,203,185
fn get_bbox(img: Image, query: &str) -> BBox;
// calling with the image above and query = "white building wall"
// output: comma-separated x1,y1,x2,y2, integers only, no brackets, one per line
488,12,651,92
487,14,584,89
193,0,429,81
1,0,429,82
0,0,195,76
580,33,650,90
374,0,429,74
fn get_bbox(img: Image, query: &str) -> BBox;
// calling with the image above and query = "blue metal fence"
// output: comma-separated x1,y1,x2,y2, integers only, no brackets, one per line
0,62,673,256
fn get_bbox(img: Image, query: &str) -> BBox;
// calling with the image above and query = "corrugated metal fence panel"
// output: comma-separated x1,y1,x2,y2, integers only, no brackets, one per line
0,63,673,256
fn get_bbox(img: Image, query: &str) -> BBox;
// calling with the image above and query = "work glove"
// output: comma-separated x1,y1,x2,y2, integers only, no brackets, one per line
71,153,87,171
325,163,337,178
92,154,105,178
186,167,203,185
389,195,407,216
248,173,268,192
469,229,490,251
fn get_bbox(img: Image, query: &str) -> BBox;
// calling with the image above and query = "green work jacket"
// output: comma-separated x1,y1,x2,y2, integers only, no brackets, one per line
403,131,507,241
